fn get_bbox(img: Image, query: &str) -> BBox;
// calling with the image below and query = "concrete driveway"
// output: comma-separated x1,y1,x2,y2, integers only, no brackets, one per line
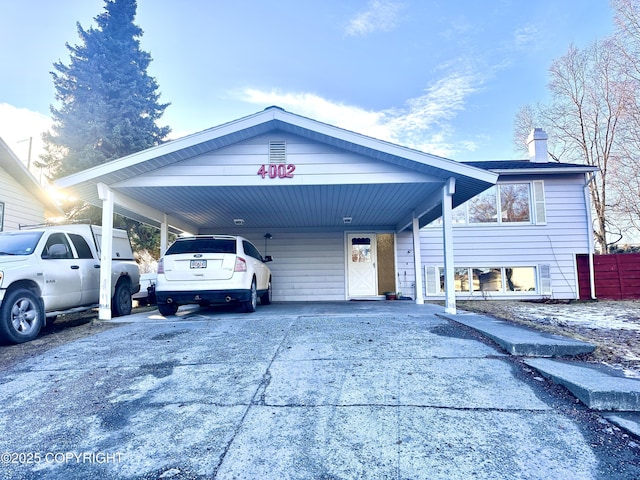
0,302,638,479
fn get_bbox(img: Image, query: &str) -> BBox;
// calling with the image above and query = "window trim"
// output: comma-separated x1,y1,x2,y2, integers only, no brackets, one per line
0,201,4,231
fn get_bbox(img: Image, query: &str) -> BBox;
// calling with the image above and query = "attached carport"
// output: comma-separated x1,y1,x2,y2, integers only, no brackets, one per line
54,106,497,319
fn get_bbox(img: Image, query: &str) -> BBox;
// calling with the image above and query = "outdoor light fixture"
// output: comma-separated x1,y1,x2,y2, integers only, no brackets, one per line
234,218,244,226
343,217,352,224
264,233,273,256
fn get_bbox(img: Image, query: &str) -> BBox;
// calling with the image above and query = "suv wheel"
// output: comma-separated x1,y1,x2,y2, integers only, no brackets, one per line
158,302,178,317
260,279,272,305
243,279,257,313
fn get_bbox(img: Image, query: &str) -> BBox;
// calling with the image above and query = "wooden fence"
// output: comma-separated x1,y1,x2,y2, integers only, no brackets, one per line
576,253,640,300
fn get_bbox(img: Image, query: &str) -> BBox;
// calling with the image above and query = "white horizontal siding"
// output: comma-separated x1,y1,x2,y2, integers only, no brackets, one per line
399,175,590,300
0,167,46,230
123,132,439,187
234,231,346,302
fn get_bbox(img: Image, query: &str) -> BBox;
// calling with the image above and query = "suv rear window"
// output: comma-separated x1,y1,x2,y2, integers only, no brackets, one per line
165,238,237,255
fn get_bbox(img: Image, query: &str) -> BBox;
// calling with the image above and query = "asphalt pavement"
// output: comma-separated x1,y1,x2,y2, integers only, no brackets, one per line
0,301,639,479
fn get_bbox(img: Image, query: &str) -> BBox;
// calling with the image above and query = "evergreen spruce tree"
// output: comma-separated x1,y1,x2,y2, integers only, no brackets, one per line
41,0,170,179
41,0,170,255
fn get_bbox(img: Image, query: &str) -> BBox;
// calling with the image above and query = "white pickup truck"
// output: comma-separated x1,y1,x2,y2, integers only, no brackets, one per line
0,224,140,344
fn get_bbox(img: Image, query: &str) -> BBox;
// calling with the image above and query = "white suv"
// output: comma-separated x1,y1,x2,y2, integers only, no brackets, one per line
155,235,272,316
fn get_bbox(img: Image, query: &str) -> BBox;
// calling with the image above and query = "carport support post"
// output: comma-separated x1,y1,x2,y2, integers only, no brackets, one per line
412,213,425,304
160,214,169,255
443,178,456,314
97,183,114,320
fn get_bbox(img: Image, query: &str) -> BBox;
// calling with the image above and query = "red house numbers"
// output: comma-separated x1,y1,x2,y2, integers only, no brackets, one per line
257,164,296,179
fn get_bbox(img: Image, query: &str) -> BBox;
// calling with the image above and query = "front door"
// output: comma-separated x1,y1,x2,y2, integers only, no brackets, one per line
347,233,378,297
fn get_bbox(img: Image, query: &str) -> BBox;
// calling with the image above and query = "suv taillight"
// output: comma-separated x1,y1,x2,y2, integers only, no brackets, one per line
157,258,164,274
234,256,247,272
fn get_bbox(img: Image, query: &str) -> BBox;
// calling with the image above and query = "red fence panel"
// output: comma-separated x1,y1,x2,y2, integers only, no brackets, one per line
577,253,640,300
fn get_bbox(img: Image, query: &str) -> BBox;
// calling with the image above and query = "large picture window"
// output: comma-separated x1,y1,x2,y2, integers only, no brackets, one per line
427,181,546,227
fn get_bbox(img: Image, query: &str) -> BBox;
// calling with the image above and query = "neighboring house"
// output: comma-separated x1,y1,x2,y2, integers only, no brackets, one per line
54,107,597,314
0,137,62,230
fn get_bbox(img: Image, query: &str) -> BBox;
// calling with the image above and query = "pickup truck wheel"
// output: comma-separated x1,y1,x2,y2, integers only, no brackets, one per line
158,303,178,316
242,279,257,313
111,282,132,317
0,289,44,344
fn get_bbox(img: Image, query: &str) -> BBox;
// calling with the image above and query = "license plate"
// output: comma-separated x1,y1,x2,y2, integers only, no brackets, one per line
190,259,207,269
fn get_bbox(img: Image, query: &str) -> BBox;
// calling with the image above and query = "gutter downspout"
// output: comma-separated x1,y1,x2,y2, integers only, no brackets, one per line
584,173,597,300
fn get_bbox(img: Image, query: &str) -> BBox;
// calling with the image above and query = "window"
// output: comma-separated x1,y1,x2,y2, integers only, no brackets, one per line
351,237,371,263
468,187,498,223
242,240,263,261
473,268,502,291
425,181,546,227
69,233,94,259
500,184,530,222
42,233,73,259
426,266,538,295
505,267,536,292
0,231,43,255
166,238,236,255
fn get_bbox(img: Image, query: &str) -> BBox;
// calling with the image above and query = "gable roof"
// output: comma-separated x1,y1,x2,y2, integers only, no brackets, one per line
55,106,499,233
0,137,62,216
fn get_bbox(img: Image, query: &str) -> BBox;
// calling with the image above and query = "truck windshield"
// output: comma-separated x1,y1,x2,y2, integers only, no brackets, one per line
0,231,44,256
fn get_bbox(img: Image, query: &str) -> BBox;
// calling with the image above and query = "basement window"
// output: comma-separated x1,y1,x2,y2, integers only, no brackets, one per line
426,265,541,295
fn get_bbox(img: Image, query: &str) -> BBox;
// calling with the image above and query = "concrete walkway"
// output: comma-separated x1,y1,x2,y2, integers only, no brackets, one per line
0,302,638,479
439,310,640,438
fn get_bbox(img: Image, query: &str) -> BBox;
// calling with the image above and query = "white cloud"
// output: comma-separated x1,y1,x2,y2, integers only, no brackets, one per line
0,103,51,168
345,0,404,37
513,24,539,49
238,65,485,158
240,88,393,141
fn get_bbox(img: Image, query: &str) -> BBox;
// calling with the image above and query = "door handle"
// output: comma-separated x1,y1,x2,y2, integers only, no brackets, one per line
94,265,101,269
71,265,80,270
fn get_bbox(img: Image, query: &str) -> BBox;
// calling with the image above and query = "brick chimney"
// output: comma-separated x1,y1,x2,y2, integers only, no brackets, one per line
527,128,548,163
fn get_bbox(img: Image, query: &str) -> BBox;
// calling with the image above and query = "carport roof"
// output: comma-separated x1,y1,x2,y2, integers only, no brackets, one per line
54,106,498,234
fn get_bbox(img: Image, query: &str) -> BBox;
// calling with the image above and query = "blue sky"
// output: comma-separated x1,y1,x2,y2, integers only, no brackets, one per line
0,0,615,167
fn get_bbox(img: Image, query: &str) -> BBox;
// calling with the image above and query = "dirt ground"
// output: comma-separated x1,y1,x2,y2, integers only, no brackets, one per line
456,299,640,378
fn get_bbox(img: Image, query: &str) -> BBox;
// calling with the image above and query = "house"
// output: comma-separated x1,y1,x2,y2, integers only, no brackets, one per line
0,137,62,230
53,107,597,318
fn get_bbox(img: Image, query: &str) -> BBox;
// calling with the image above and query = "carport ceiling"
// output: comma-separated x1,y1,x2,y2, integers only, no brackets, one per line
117,182,441,230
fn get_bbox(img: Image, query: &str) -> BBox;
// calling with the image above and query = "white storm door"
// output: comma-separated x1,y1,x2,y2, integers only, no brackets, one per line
347,234,378,297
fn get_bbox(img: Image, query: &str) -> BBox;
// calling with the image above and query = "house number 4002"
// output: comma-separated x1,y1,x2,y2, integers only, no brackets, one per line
257,164,296,179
